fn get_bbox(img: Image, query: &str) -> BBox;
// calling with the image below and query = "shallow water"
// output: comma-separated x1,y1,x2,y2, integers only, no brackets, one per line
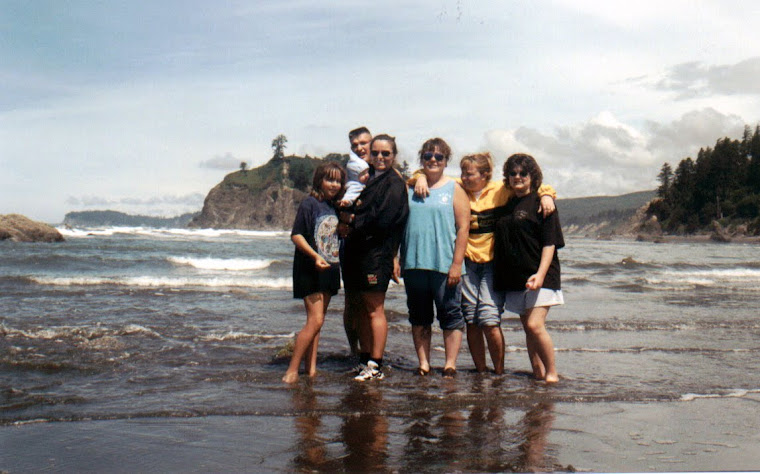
2,228,760,470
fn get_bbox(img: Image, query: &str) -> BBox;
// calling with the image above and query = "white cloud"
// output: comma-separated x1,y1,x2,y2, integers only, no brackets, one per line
480,108,750,198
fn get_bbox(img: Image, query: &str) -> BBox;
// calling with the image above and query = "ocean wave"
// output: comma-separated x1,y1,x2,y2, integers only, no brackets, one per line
661,267,760,278
56,226,288,239
28,275,291,289
167,256,274,271
1,323,163,341
679,388,760,402
197,331,295,342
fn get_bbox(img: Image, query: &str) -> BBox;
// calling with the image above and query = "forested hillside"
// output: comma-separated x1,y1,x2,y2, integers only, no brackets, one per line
648,124,760,234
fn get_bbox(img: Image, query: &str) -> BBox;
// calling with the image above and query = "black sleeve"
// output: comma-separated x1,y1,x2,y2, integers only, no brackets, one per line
291,198,314,239
541,210,565,249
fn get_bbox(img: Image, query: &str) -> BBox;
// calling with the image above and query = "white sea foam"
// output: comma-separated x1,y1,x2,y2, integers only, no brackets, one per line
198,331,294,342
30,275,291,289
121,324,162,338
57,226,287,239
167,256,274,271
679,388,760,402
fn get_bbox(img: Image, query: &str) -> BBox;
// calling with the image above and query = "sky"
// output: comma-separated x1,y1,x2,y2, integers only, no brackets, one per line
2,1,760,223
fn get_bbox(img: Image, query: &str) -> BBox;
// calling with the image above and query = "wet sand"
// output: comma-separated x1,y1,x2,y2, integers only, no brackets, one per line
3,395,758,472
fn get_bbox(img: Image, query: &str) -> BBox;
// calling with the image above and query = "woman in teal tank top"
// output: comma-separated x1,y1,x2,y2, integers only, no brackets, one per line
401,138,470,377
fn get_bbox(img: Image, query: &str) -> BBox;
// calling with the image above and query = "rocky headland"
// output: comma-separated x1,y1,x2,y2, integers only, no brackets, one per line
0,214,64,242
189,154,331,230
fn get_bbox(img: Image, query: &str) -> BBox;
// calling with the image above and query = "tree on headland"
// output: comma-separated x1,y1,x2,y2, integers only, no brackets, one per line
648,124,760,234
272,134,288,160
399,160,411,179
656,163,672,197
240,161,247,174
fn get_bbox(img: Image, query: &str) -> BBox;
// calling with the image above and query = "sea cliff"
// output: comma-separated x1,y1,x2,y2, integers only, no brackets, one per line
189,154,330,230
189,181,306,230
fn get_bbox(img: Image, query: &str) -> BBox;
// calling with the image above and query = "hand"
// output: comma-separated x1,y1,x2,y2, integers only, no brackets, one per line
339,211,354,223
525,273,544,291
337,222,351,238
392,256,401,283
414,175,430,198
538,195,556,218
338,200,351,208
447,265,461,287
314,256,330,271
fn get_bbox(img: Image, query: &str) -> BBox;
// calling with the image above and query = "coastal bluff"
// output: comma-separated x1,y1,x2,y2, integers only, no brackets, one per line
189,181,307,230
0,214,64,242
189,154,336,230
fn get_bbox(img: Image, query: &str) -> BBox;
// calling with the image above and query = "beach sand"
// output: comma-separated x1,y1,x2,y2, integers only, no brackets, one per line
3,395,758,472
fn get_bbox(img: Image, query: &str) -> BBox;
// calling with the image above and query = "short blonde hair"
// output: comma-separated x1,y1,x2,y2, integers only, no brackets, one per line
460,152,493,181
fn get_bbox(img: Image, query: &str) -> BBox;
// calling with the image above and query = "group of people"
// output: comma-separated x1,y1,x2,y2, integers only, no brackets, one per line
282,127,565,385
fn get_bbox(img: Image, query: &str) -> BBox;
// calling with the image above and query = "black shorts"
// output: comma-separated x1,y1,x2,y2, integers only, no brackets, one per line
342,252,393,293
293,264,340,299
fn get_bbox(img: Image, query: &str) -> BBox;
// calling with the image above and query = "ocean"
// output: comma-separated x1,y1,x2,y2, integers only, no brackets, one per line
2,227,759,472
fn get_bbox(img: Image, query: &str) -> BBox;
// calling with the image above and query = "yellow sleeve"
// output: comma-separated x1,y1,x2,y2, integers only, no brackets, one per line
406,168,425,186
537,184,556,200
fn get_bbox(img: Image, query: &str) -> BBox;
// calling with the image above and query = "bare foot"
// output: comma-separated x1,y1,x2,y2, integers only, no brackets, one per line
282,371,299,384
307,369,318,378
544,373,559,384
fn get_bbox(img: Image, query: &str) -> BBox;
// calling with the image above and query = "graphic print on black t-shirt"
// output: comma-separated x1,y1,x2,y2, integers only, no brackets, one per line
315,213,339,264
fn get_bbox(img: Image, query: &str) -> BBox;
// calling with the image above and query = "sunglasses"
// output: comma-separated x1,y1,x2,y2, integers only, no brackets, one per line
371,150,392,157
508,170,529,178
422,152,446,162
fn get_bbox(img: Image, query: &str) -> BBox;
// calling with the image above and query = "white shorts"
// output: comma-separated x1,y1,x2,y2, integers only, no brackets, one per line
503,289,564,315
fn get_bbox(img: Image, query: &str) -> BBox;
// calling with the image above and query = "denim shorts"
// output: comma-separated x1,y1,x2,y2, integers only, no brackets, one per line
404,269,465,330
503,288,564,315
461,259,504,327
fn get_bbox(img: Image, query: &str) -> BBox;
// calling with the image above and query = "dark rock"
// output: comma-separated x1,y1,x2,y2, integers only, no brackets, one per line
0,214,64,242
709,220,731,242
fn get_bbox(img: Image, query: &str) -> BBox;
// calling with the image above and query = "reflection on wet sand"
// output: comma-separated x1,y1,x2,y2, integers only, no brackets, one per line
291,383,330,471
340,383,390,471
288,376,559,472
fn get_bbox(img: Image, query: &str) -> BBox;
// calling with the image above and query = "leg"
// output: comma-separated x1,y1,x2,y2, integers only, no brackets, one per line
362,291,388,361
435,272,464,374
483,325,505,374
405,269,434,373
466,323,488,372
304,331,321,377
283,292,329,383
411,325,432,373
343,290,360,356
461,259,486,371
520,306,558,383
442,328,463,372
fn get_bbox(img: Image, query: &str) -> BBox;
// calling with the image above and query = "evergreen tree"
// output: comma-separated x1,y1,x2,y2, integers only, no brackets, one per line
656,163,673,197
747,125,760,192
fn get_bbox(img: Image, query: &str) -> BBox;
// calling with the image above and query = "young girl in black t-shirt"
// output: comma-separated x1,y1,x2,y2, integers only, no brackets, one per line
282,162,346,384
494,154,565,383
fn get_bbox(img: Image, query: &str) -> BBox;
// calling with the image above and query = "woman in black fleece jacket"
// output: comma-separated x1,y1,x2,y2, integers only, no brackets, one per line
339,134,409,381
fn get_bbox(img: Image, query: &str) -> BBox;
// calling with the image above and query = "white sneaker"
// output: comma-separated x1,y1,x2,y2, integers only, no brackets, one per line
354,360,384,381
349,362,366,375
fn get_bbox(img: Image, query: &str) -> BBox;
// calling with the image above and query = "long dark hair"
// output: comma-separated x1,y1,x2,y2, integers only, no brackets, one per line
310,161,346,202
504,153,543,192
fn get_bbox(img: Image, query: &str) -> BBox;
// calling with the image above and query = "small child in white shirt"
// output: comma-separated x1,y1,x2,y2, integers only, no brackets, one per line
339,153,370,207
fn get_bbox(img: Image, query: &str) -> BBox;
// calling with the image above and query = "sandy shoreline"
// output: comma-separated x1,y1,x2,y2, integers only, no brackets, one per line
3,396,758,472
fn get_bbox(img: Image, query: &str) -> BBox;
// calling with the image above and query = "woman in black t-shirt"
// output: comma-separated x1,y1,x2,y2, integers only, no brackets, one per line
494,154,564,383
283,162,346,384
